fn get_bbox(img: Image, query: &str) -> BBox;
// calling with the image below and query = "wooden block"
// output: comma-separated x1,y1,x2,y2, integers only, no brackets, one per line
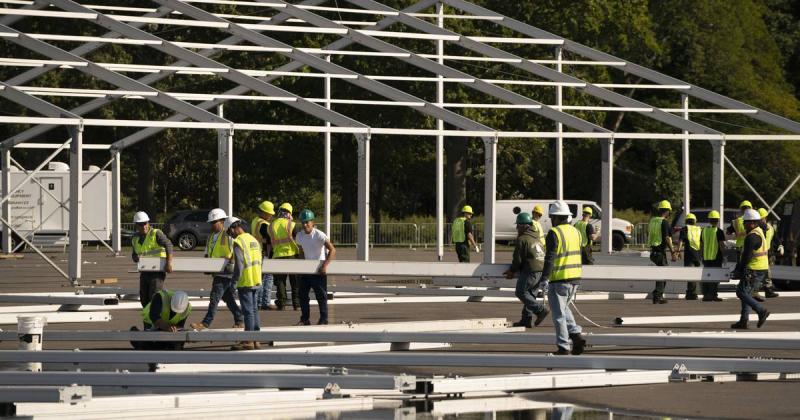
92,277,118,284
0,254,23,260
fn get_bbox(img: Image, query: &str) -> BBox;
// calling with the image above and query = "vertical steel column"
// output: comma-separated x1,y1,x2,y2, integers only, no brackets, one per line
682,94,690,216
436,1,445,261
217,105,233,215
1,146,10,254
324,55,332,236
483,136,497,263
712,139,726,227
555,46,564,200
68,125,83,285
111,150,121,255
601,137,614,254
356,134,370,261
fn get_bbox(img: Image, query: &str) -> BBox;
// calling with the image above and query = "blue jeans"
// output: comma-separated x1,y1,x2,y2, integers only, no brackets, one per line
257,272,274,307
736,269,767,323
201,276,243,327
548,281,581,350
515,269,544,321
299,274,328,323
237,287,260,331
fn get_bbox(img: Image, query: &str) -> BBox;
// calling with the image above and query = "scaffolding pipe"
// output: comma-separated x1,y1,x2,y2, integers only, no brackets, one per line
68,125,82,285
111,150,121,254
324,55,331,236
483,136,497,263
682,94,690,216
712,140,725,227
555,46,564,200
436,1,444,261
356,134,369,261
601,137,613,254
217,105,233,215
0,146,9,254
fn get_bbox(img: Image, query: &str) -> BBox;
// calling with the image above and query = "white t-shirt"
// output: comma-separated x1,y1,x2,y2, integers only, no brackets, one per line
296,228,329,261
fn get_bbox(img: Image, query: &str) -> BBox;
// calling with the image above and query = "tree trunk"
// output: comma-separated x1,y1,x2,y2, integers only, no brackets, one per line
445,136,467,222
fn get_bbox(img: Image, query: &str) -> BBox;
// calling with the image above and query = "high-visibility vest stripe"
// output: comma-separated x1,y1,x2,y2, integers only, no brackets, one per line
686,225,701,251
747,227,769,271
551,224,582,282
133,228,167,258
234,232,262,288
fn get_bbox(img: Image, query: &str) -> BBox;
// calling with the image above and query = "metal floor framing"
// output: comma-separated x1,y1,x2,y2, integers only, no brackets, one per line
1,0,800,285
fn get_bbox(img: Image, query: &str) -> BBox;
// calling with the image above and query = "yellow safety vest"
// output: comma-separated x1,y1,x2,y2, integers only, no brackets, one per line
205,231,232,259
250,217,269,245
550,224,582,282
747,227,769,271
702,226,720,261
133,228,167,258
234,232,262,288
733,216,746,248
765,224,774,252
531,219,546,246
647,217,664,247
452,217,466,243
270,217,298,258
141,290,192,326
686,225,701,251
574,220,590,247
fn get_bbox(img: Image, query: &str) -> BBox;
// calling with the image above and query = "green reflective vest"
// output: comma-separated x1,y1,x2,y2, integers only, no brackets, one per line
574,220,590,247
250,217,269,245
531,219,546,246
452,217,466,243
765,224,774,252
141,290,192,326
686,225,701,251
733,217,746,248
647,217,664,247
702,226,720,261
550,224,582,282
205,231,232,259
133,228,167,258
234,232,263,288
270,217,298,258
747,227,769,271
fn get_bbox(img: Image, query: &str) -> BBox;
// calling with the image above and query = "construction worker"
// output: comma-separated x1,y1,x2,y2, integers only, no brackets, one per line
574,207,597,265
647,200,676,304
131,289,191,351
503,212,548,329
700,210,725,301
452,205,479,262
295,209,336,326
727,200,753,263
270,203,301,310
190,208,243,331
226,217,263,350
675,213,702,300
252,201,278,310
531,205,546,247
540,200,585,355
131,211,174,308
758,208,780,298
730,209,770,330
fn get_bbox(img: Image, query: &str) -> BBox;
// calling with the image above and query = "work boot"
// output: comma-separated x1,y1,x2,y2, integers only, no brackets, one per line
297,319,311,326
730,321,748,330
753,294,765,302
512,319,532,328
317,319,329,325
569,333,586,355
553,347,570,355
685,294,698,301
261,304,278,310
129,326,142,350
231,341,255,351
190,322,208,331
702,295,723,302
652,296,668,304
233,322,245,329
765,289,780,298
534,308,550,326
757,310,770,328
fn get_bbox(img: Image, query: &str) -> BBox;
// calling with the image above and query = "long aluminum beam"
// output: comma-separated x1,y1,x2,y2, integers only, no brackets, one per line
0,295,118,305
0,385,91,403
443,0,800,133
0,371,415,390
1,350,798,372
349,0,719,135
2,330,798,350
0,82,78,119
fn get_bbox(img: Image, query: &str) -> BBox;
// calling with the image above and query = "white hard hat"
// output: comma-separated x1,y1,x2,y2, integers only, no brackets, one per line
743,208,761,222
170,291,190,313
133,211,150,223
207,208,227,223
548,200,572,217
223,216,241,230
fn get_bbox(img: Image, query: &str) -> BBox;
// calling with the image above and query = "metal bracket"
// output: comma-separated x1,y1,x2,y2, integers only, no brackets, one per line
322,382,342,399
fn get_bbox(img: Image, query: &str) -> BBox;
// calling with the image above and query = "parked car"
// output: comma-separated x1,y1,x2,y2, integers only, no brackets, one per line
164,209,212,251
496,199,634,251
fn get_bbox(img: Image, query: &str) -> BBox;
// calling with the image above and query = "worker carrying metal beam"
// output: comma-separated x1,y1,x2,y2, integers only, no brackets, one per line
131,211,174,308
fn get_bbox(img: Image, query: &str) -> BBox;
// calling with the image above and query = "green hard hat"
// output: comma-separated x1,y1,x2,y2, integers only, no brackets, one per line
299,209,315,222
516,212,533,225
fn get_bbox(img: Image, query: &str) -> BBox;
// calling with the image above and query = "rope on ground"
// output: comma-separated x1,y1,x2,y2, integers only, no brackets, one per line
570,299,613,329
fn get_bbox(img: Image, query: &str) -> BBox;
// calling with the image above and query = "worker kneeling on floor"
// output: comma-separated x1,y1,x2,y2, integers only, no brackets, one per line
131,290,192,351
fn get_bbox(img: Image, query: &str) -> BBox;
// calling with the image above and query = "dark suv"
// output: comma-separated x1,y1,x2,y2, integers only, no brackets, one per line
165,209,212,251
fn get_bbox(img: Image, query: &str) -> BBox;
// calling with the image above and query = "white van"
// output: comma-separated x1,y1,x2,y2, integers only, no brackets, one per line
496,199,634,251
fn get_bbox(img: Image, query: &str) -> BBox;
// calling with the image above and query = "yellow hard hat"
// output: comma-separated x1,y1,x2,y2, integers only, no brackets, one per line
582,206,592,215
461,205,473,214
708,210,721,219
279,202,293,213
686,213,696,222
532,205,544,215
758,208,768,219
258,200,275,215
657,200,672,211
739,200,752,209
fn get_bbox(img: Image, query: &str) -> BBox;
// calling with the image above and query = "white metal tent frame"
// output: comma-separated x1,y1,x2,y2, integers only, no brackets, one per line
0,0,798,284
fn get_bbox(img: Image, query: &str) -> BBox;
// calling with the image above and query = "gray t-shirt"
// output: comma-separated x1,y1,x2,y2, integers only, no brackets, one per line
296,228,329,261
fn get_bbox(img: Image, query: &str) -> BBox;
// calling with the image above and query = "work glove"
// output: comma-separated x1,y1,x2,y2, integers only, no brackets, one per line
778,245,785,256
474,244,480,253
